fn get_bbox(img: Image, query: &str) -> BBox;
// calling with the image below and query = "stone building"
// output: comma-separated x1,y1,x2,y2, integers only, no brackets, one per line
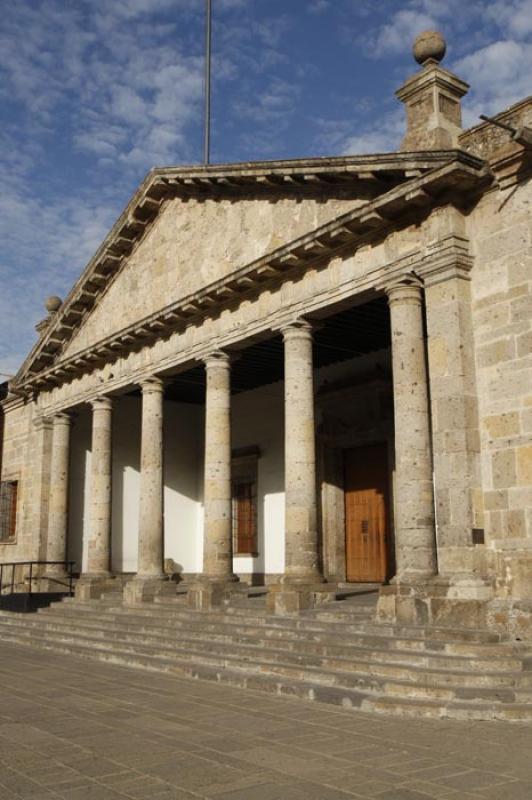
1,33,531,636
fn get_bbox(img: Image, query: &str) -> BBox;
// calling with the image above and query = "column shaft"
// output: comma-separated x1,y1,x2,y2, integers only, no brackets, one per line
282,320,321,582
137,378,164,577
46,413,72,571
388,279,437,578
86,397,113,576
202,351,233,580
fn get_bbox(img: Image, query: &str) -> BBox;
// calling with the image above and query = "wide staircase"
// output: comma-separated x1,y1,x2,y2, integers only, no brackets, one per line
1,587,532,721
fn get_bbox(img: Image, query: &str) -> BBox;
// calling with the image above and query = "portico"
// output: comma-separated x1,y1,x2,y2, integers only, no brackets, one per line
28,278,446,614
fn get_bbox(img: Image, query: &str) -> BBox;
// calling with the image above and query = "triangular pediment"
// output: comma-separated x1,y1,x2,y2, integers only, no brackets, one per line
15,150,487,389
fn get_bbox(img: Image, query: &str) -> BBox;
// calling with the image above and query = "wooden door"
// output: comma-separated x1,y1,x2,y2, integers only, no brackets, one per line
344,444,389,583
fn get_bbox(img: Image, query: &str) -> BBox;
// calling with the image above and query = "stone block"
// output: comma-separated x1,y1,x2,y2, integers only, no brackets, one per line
492,449,516,488
477,338,515,368
266,583,337,616
123,577,175,605
484,412,520,439
186,579,242,610
516,445,532,486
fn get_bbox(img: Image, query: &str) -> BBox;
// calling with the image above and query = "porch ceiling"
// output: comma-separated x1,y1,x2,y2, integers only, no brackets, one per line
164,297,390,403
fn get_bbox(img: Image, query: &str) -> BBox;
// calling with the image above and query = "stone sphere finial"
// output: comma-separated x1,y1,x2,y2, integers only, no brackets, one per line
45,295,62,314
413,30,446,65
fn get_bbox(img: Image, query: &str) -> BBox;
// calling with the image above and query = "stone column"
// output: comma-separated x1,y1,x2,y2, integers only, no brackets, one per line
46,413,72,574
138,377,165,577
124,377,172,604
202,350,234,580
387,277,437,579
283,319,321,582
188,351,238,610
268,320,332,615
86,397,113,576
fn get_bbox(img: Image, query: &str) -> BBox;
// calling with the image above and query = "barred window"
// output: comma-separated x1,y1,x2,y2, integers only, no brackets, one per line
0,481,18,542
232,448,259,557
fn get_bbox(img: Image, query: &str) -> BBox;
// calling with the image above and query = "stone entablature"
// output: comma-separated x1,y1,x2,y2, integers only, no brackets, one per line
6,213,473,420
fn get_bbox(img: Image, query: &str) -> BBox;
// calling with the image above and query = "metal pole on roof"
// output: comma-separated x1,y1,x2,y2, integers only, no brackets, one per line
204,0,212,165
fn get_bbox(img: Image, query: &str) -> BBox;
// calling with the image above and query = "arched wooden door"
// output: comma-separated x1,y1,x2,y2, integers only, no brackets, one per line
344,443,389,583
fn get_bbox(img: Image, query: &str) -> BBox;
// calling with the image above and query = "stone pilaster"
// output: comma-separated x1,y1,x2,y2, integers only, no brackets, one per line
46,413,72,574
33,415,53,563
423,262,481,576
124,378,172,604
268,320,333,615
387,277,437,579
188,351,238,610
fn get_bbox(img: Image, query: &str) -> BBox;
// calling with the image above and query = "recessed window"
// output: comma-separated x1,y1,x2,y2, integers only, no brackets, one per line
0,480,18,542
232,448,259,557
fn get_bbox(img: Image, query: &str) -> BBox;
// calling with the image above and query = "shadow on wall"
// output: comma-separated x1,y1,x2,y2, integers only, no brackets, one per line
68,396,204,575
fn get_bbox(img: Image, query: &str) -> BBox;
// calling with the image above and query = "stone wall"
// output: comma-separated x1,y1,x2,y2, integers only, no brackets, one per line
468,177,532,602
0,399,43,564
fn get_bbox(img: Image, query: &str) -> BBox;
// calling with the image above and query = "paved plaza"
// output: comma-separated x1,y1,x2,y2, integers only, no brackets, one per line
0,643,531,799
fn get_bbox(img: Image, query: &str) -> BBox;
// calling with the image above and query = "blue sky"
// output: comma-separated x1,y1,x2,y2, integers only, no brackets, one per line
1,0,531,376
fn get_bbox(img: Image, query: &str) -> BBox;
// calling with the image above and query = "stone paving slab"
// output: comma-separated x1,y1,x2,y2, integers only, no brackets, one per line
0,642,531,799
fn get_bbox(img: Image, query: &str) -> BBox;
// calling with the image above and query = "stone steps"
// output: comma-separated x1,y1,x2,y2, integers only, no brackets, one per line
1,613,529,691
5,609,528,677
1,597,532,721
48,598,507,645
0,621,526,700
36,602,527,661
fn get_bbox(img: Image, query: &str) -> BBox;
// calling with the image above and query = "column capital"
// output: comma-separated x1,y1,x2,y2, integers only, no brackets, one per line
33,414,53,432
383,274,424,305
203,349,231,370
52,411,74,427
279,317,313,341
90,395,113,411
139,376,164,395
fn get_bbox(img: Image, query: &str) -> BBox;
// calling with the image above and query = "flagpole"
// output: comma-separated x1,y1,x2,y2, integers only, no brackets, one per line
204,0,212,165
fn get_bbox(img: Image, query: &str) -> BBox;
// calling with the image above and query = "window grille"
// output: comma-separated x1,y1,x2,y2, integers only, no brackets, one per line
0,481,18,542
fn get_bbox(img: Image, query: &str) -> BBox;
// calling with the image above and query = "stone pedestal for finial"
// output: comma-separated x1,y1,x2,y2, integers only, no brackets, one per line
397,31,469,151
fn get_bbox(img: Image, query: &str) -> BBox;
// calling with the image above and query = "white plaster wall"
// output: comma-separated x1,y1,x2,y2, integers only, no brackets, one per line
163,402,203,573
111,396,140,573
231,381,285,577
68,397,204,574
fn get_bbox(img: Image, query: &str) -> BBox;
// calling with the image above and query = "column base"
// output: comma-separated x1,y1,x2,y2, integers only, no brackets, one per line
40,572,72,594
75,574,121,602
266,581,337,615
187,577,242,611
123,575,176,605
377,574,494,628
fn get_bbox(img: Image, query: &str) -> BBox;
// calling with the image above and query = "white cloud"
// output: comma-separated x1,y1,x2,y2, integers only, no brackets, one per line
308,1,330,14
341,109,405,155
454,40,532,125
366,9,437,57
487,0,532,39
